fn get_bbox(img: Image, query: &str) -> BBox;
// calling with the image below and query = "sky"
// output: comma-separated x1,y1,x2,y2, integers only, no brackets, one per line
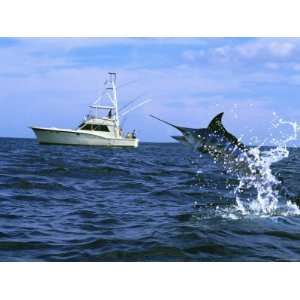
1,37,300,145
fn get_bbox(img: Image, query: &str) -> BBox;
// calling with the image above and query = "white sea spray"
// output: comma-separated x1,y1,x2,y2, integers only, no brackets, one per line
217,118,300,218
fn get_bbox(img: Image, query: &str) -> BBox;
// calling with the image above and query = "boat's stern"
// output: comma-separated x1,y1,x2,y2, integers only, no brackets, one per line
113,137,139,148
131,138,139,148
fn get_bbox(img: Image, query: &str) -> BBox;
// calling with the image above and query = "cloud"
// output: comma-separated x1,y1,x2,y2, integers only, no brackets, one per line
182,38,300,66
0,38,212,77
237,39,296,58
264,62,280,70
182,49,206,61
12,37,209,54
291,63,300,71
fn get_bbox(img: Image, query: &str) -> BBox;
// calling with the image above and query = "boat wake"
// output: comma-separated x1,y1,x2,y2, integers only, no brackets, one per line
203,117,300,219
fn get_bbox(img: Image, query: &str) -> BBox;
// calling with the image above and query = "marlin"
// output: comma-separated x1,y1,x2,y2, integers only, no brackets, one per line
151,113,300,209
150,112,251,173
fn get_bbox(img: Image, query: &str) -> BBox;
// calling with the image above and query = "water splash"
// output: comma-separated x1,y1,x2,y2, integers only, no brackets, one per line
219,117,300,218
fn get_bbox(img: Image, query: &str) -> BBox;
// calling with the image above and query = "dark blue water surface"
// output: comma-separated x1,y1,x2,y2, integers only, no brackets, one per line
0,138,300,261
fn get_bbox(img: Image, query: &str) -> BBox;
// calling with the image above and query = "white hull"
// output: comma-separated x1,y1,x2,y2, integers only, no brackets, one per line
31,127,139,148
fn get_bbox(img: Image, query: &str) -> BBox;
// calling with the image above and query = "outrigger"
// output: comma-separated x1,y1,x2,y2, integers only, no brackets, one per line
30,73,146,147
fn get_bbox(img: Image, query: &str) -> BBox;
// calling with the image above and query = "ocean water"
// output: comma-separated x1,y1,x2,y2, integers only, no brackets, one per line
0,138,300,261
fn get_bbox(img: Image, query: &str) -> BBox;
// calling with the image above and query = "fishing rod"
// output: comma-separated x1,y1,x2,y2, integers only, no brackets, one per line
120,99,152,117
117,79,139,90
119,93,147,113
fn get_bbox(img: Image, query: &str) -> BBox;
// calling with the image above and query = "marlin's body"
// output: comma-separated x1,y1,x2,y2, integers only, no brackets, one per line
151,113,250,173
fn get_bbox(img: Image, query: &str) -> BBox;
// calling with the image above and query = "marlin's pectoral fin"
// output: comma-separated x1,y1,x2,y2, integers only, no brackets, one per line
172,135,186,142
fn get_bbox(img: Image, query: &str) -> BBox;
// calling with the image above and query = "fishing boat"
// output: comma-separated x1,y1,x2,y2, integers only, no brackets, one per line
30,72,146,148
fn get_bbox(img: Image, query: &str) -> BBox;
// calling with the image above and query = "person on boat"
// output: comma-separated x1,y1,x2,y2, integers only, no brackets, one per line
132,129,136,139
107,109,112,118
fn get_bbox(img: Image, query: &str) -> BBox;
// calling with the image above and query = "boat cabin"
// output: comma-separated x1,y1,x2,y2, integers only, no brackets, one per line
77,116,121,138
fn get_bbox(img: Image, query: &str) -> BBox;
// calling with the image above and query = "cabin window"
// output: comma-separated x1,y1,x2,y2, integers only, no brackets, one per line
94,125,110,132
81,124,93,130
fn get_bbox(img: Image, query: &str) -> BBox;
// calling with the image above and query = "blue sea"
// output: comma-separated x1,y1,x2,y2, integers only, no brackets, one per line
0,138,300,261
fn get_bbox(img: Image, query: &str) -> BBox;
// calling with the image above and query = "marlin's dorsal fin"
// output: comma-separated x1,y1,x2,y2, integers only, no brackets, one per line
207,112,246,150
208,112,225,133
